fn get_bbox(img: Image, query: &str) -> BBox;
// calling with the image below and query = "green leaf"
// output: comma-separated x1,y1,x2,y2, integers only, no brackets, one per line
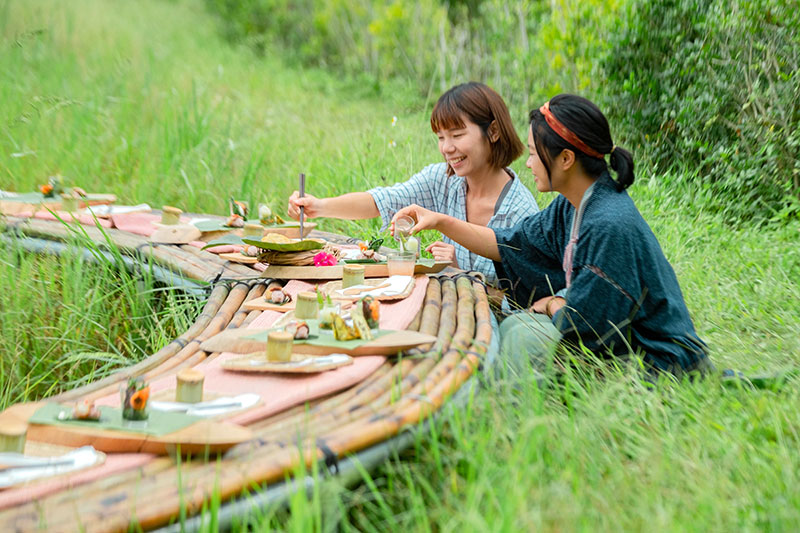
241,237,325,252
193,219,233,232
201,234,245,250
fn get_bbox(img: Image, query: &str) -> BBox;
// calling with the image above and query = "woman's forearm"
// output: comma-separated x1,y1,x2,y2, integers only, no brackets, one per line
437,215,501,261
320,192,380,220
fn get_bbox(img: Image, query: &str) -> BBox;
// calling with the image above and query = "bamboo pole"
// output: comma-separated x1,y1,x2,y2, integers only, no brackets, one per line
53,284,231,402
0,268,493,533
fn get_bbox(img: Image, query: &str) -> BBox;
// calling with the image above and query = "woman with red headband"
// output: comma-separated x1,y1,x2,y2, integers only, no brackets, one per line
391,94,713,380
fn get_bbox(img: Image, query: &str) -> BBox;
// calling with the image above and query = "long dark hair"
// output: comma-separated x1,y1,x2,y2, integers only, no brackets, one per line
529,94,634,191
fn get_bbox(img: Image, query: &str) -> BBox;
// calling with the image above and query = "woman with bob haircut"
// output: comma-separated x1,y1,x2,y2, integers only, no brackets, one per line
390,94,713,380
288,82,539,284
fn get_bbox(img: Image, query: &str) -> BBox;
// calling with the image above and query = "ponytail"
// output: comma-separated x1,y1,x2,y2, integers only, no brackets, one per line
609,146,635,190
530,94,635,192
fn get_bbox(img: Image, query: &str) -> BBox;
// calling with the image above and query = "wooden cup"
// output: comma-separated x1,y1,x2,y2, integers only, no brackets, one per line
176,368,205,403
0,421,27,453
266,331,294,362
342,264,366,288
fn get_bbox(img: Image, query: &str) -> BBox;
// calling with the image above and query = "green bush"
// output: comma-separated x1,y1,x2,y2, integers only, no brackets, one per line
202,0,620,114
603,0,800,223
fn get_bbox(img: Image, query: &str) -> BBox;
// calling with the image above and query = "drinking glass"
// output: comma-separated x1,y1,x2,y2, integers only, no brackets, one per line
387,250,416,276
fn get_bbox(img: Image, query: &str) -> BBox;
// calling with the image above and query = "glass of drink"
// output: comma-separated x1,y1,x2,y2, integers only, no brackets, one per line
387,251,416,276
394,215,415,249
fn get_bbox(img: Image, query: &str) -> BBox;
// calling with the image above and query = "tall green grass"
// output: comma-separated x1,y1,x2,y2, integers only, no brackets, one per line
1,0,799,530
0,231,201,409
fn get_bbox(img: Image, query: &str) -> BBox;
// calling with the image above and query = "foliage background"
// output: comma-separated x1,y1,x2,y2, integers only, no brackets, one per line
0,0,798,530
206,0,800,224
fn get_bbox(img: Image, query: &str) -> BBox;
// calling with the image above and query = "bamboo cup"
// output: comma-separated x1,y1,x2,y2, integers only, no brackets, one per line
295,291,319,319
266,331,294,362
176,368,205,403
0,421,28,453
160,206,182,225
342,264,366,288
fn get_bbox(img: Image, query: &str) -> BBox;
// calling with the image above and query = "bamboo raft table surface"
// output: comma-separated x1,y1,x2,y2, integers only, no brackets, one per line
0,214,493,533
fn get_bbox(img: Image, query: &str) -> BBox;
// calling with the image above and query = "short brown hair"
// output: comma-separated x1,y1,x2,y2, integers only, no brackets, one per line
430,82,524,176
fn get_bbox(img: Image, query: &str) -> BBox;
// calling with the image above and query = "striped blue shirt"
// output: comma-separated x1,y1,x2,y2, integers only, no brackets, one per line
368,162,539,284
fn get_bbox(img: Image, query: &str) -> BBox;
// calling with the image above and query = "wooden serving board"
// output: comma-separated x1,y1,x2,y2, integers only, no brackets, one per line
0,193,116,217
242,296,296,312
0,402,252,456
195,221,316,240
200,327,436,356
222,353,353,374
259,260,451,280
219,252,259,265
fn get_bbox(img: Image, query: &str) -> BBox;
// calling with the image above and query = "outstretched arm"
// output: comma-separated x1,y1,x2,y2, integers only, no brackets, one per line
391,204,501,261
288,191,380,220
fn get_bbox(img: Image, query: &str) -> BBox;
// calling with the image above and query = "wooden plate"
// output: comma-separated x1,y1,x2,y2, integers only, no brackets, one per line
0,193,116,217
320,276,415,301
0,402,252,456
222,353,353,374
219,252,259,265
259,260,451,280
200,327,436,357
242,296,296,312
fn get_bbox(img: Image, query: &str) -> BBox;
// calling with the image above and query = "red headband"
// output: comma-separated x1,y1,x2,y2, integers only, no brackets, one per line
539,101,605,159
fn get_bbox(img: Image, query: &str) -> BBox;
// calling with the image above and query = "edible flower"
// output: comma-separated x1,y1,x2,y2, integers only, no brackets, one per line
130,386,150,410
313,251,338,267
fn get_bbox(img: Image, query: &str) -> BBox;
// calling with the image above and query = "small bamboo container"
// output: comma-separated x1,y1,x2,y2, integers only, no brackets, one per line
266,331,294,362
295,291,319,319
160,206,182,225
0,421,27,453
176,368,204,404
243,223,264,238
60,193,78,213
342,264,366,288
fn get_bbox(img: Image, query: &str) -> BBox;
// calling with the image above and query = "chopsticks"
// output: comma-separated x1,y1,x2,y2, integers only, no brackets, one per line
299,172,305,239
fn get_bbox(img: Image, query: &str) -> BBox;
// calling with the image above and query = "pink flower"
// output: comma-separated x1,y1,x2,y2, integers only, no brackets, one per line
313,252,338,267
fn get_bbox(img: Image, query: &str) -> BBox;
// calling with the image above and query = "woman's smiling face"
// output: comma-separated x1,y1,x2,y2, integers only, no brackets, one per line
436,116,493,177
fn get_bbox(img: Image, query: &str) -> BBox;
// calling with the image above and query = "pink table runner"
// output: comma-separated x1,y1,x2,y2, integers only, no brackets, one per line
0,239,428,507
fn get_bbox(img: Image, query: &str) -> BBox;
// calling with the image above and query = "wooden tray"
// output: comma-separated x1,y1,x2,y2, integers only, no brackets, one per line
259,260,451,280
194,221,316,240
0,402,252,456
242,297,296,312
0,193,116,217
222,353,353,373
200,327,436,356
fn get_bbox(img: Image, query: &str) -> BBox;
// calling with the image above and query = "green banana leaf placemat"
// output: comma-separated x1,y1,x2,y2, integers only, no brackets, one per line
30,403,202,436
244,319,392,350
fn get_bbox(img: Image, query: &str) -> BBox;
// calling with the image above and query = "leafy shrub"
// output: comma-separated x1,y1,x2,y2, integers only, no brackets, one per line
202,0,619,114
603,0,800,223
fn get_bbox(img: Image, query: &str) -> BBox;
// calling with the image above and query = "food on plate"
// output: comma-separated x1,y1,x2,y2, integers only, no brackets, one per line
71,399,101,421
258,203,286,226
359,295,380,329
122,377,150,421
266,287,291,305
284,320,310,340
